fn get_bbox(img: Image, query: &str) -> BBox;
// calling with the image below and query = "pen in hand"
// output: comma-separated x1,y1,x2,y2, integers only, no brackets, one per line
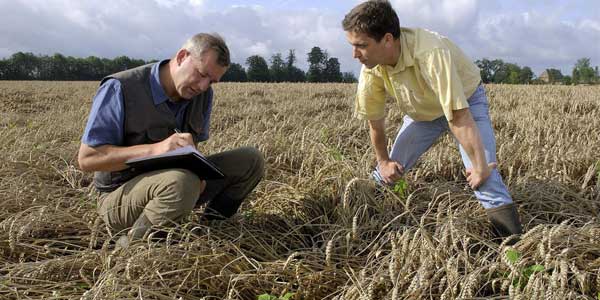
174,128,185,146
173,128,195,149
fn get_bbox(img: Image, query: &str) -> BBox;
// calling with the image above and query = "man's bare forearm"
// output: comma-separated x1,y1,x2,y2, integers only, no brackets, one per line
368,118,390,163
448,109,487,171
78,132,195,173
78,143,156,172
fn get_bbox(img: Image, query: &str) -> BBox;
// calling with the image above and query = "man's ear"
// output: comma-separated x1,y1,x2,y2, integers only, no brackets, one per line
175,49,189,66
383,33,394,46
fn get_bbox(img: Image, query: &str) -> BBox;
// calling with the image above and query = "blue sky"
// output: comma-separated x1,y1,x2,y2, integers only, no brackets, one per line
1,0,599,77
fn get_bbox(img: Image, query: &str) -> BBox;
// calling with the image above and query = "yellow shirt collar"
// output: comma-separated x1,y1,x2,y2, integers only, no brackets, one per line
382,28,414,75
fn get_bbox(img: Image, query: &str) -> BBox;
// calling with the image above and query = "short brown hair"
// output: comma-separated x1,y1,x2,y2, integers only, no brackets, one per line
182,33,231,67
342,0,400,42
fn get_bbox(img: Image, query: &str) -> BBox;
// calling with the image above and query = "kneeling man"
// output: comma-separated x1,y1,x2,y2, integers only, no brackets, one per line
78,33,264,247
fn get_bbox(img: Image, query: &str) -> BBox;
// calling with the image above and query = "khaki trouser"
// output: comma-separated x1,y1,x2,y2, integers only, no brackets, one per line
98,147,264,233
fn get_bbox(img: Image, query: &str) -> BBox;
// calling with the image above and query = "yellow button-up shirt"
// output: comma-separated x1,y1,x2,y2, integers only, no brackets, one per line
354,27,482,122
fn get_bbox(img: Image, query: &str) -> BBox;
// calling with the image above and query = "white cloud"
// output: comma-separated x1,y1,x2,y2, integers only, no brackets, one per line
381,0,599,74
0,0,598,76
154,0,205,9
391,0,480,33
0,48,11,58
247,41,271,57
154,0,183,9
471,11,600,74
0,0,215,59
580,19,600,32
201,5,353,72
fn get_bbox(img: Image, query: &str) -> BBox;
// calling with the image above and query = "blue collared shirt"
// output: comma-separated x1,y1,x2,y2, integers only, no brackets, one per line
81,59,212,147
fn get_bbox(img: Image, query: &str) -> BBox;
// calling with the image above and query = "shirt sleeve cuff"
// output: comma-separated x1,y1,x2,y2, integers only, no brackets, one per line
353,110,385,120
444,97,470,121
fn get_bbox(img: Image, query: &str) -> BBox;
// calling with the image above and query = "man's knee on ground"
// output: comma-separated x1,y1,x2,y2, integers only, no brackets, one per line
241,146,265,178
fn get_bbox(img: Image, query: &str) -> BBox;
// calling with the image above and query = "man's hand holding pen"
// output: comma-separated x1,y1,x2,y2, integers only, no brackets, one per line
153,128,195,155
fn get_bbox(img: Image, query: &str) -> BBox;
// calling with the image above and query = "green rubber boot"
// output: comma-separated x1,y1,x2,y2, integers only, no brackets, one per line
486,203,523,244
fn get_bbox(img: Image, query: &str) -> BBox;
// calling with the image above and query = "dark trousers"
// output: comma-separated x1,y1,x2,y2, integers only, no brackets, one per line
197,146,265,220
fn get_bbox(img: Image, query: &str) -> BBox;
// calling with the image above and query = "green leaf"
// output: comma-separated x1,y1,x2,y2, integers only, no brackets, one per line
505,249,521,264
257,294,275,300
76,283,90,289
393,179,408,197
281,292,295,300
320,128,329,142
529,264,545,272
522,264,544,278
513,264,545,288
330,148,344,161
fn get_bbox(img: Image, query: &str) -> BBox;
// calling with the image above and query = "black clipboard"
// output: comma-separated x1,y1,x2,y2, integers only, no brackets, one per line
125,145,225,180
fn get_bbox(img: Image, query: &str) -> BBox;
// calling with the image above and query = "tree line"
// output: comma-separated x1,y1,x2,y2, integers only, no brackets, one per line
224,47,357,83
0,52,149,81
1,49,597,85
0,47,357,83
476,57,600,85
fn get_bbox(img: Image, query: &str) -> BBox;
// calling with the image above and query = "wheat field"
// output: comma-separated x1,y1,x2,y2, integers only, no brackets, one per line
0,81,599,299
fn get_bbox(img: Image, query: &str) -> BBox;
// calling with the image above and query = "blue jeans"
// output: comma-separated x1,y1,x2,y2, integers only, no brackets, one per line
373,85,512,209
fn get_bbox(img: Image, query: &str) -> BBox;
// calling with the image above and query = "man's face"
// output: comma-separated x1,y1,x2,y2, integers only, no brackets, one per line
173,49,227,100
345,31,386,69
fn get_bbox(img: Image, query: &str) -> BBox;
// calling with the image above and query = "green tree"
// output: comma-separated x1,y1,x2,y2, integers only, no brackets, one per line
492,62,515,83
572,58,596,84
37,55,50,80
518,66,534,84
341,72,357,83
307,46,327,82
288,67,306,82
8,52,39,80
66,55,87,80
269,53,287,82
546,68,563,84
49,53,68,80
110,56,143,74
286,49,296,70
285,50,305,82
86,56,106,80
476,59,534,84
0,52,150,81
245,55,270,82
221,62,247,82
0,59,6,79
476,58,493,83
561,75,572,85
324,57,342,82
504,63,522,84
476,58,505,83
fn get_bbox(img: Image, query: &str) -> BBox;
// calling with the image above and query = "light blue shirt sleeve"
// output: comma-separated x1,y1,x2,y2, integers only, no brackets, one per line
81,79,124,147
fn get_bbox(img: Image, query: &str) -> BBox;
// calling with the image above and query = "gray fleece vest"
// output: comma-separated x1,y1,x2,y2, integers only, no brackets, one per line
93,63,211,192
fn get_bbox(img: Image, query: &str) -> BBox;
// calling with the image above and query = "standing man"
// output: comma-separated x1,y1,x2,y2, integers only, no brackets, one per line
342,1,522,238
78,33,264,247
